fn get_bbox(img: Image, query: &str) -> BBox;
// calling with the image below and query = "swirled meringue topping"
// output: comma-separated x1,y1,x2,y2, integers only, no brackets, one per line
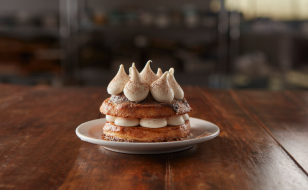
140,60,159,85
168,68,184,99
140,118,167,128
150,72,174,102
167,115,185,125
156,68,163,77
124,66,149,102
107,64,130,95
108,61,186,103
115,117,139,127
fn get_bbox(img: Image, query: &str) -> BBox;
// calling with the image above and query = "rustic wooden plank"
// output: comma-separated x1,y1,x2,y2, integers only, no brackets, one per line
2,85,308,190
59,148,167,190
0,84,30,99
286,91,308,110
233,90,308,175
0,86,167,190
0,87,104,189
0,84,30,109
231,90,305,116
166,87,308,190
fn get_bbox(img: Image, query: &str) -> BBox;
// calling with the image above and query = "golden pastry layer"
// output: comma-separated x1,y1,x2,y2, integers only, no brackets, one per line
102,120,191,142
100,93,192,118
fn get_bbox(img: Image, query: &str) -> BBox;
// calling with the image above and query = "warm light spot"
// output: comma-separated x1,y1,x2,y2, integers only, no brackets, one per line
225,0,308,20
210,0,221,13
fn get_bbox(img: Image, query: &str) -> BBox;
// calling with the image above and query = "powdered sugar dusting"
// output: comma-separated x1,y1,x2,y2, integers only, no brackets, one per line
156,68,163,77
107,61,185,103
124,66,149,102
168,68,184,99
150,72,174,102
140,60,159,85
107,64,130,95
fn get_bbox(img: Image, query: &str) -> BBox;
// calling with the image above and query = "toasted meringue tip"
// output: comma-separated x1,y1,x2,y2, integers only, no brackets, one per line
118,64,128,75
130,66,138,79
156,68,163,77
130,63,140,77
169,68,174,75
161,71,169,78
144,60,152,67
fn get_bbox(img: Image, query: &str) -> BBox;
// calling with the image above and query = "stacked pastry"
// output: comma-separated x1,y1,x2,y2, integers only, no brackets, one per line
100,61,192,142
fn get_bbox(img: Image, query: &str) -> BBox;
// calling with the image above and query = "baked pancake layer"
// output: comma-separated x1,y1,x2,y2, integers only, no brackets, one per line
100,93,192,118
102,120,191,142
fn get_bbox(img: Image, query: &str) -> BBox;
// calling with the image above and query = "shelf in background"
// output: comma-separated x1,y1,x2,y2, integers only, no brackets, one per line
0,26,59,38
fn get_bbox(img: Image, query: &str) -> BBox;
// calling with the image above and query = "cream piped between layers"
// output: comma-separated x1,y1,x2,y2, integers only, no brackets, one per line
167,115,185,125
107,60,185,103
114,118,140,127
106,114,189,128
182,114,189,121
106,115,117,122
140,118,167,128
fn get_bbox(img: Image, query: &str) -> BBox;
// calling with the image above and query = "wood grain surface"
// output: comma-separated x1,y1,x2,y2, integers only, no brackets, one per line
233,90,308,174
0,84,29,100
0,85,308,190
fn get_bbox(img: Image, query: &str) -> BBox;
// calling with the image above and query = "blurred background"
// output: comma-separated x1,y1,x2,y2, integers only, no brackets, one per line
0,0,308,90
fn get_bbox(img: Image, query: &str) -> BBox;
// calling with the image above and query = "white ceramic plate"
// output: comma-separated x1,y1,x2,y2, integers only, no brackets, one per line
76,117,220,154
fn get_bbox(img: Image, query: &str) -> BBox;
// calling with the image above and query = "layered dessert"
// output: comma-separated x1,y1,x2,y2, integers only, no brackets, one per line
100,61,192,142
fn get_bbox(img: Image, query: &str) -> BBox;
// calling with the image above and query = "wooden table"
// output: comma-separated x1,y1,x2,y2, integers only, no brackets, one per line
1,84,308,190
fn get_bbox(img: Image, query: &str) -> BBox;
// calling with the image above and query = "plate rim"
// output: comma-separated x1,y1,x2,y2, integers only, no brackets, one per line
75,117,220,146
103,145,194,154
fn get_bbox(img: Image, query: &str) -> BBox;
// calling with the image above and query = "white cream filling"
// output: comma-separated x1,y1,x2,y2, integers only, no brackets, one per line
182,114,189,121
106,115,117,122
106,114,188,128
167,115,185,126
114,118,140,127
140,118,167,128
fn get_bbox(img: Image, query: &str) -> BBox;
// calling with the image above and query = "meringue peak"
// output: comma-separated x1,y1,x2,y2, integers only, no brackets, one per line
107,64,129,95
129,62,139,77
157,68,163,77
168,68,184,99
150,72,174,102
169,67,174,75
130,66,142,83
140,60,159,85
124,67,149,102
